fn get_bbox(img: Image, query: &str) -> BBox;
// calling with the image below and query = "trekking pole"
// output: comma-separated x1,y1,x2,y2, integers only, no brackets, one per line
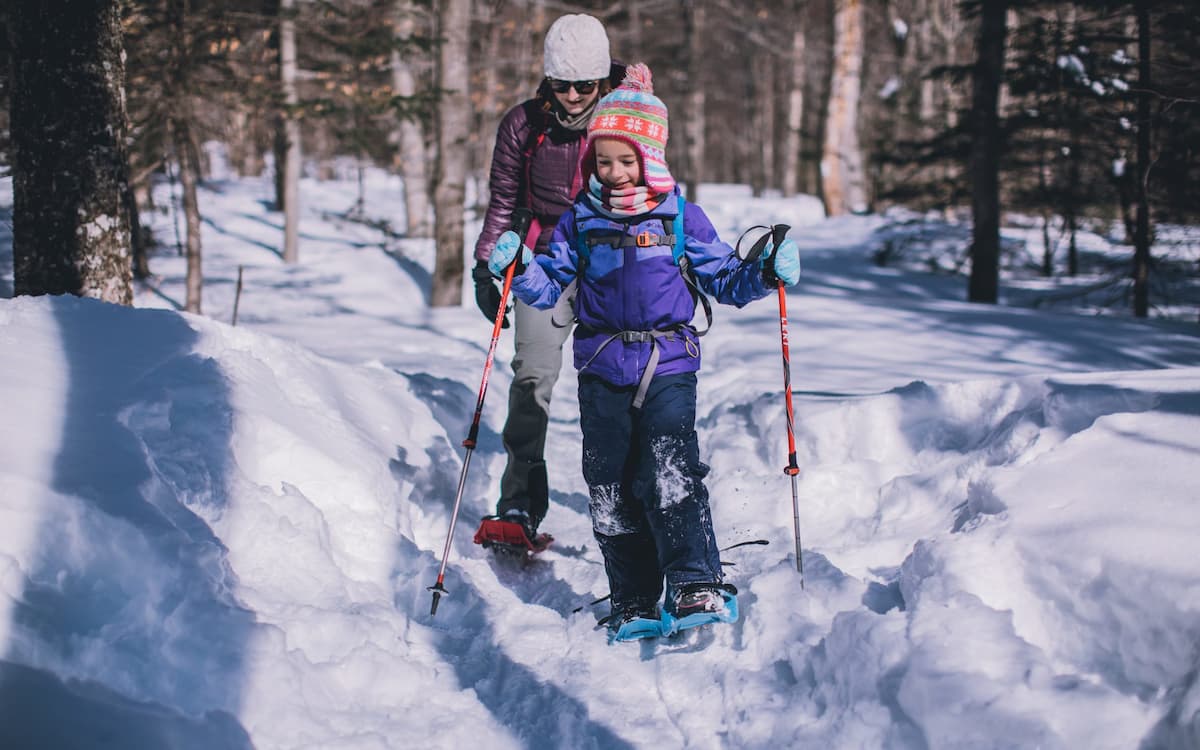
742,224,805,585
428,209,533,616
770,225,805,585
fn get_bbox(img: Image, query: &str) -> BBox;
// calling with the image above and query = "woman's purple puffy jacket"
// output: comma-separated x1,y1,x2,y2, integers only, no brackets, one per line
473,98,586,261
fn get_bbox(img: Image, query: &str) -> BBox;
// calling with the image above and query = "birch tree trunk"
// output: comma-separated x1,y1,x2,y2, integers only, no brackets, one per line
782,9,807,197
9,0,133,304
172,118,204,314
281,0,302,264
967,0,1007,304
392,0,431,236
821,0,868,216
431,0,471,308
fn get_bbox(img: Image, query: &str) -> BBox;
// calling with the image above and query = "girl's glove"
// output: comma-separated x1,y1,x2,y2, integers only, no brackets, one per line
761,237,801,286
488,230,533,278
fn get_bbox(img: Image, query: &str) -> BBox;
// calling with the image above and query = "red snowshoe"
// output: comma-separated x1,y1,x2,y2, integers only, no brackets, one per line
472,515,553,557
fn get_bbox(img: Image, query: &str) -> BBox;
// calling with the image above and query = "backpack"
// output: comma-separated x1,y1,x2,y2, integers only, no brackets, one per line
551,194,713,334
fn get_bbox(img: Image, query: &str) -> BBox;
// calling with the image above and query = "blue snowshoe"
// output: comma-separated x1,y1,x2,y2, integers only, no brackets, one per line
605,604,666,643
661,583,739,636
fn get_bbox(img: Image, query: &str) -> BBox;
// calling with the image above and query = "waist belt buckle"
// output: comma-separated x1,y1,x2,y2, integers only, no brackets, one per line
621,331,653,343
635,231,658,247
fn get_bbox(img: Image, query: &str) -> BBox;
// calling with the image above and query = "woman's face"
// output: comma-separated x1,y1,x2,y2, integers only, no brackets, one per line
594,138,641,190
550,79,601,116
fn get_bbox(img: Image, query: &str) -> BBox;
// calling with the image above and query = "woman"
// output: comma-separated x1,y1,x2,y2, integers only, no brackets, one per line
472,14,624,546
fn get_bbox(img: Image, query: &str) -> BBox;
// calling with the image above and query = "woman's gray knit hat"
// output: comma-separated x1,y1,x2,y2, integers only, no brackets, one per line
543,14,610,81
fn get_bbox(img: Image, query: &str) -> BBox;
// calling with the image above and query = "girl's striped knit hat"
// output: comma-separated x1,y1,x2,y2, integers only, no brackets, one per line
586,63,675,193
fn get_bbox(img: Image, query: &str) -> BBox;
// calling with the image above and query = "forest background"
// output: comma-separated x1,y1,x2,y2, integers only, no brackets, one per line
0,0,1197,319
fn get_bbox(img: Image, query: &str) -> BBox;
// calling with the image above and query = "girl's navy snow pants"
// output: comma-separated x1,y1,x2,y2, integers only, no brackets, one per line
577,372,724,613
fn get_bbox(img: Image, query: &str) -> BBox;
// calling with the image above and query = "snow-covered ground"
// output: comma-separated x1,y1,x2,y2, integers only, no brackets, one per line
1,171,1198,749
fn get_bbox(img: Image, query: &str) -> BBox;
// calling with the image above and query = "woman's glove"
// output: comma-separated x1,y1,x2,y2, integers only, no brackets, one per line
472,260,508,328
487,230,533,278
761,237,801,286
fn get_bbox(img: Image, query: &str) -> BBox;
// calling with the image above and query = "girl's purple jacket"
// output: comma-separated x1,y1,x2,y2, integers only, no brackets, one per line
510,187,773,388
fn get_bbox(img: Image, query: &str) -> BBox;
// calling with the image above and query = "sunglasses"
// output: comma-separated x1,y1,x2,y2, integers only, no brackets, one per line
548,79,599,95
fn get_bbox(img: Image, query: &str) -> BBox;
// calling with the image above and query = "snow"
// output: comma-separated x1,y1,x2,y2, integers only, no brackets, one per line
1,170,1199,749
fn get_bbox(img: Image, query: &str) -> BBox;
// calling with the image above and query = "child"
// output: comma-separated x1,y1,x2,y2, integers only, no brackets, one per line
488,64,801,641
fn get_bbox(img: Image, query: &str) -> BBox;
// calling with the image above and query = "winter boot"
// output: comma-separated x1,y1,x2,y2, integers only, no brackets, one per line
604,601,665,643
500,509,537,543
662,582,739,635
472,509,552,555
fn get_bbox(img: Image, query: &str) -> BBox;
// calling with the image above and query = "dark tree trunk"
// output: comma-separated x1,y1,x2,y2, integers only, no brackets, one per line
127,179,151,281
273,116,288,211
967,0,1007,304
8,0,133,304
1066,211,1078,278
679,0,706,202
1132,1,1152,318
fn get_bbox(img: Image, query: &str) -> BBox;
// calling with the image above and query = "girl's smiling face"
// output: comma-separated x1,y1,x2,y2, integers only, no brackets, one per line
593,137,642,190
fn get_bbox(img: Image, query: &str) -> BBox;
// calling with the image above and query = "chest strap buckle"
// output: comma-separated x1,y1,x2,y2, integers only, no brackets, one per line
635,230,658,247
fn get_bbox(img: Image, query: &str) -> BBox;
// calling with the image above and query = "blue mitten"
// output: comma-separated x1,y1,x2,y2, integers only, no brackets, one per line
488,231,533,278
770,238,801,286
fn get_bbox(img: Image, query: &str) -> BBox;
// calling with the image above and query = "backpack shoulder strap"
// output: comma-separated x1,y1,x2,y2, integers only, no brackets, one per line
671,195,713,336
672,194,687,266
518,99,550,208
520,99,549,156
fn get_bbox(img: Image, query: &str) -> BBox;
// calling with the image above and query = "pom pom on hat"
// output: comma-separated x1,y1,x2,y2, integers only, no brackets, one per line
619,62,654,93
543,14,611,81
586,63,675,193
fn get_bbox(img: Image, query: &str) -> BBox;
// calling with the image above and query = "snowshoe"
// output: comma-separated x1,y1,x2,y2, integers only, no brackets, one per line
603,604,665,644
472,512,552,557
661,583,739,636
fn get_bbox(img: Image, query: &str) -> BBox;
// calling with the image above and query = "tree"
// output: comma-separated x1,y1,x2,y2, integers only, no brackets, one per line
7,0,133,304
123,0,277,311
431,0,470,308
781,0,808,197
966,0,1007,304
870,0,975,213
1132,0,1150,318
392,0,431,237
163,0,206,313
678,0,707,202
280,0,301,263
822,0,868,216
